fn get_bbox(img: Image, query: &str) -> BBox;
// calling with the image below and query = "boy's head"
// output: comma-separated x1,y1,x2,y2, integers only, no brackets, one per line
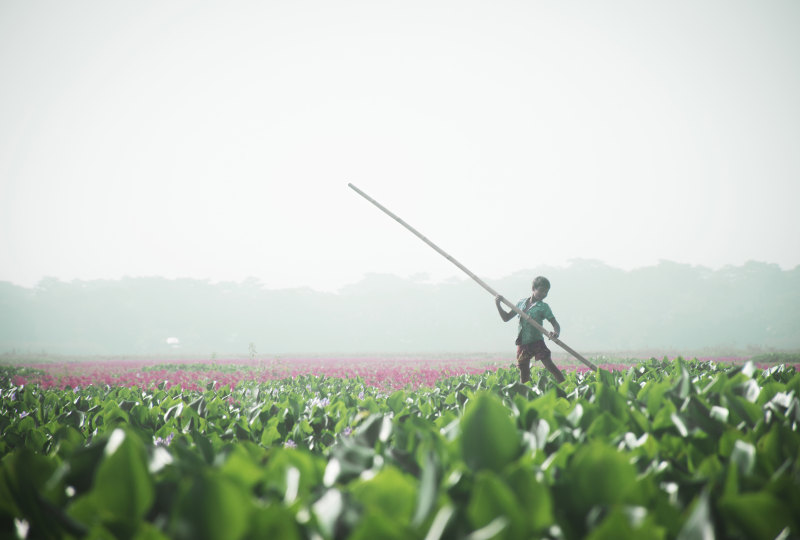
532,276,550,300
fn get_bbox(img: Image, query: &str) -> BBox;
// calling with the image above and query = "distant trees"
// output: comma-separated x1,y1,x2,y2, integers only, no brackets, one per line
0,260,798,356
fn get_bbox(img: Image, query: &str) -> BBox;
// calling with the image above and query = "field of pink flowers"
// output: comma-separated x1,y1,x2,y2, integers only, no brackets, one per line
5,354,755,392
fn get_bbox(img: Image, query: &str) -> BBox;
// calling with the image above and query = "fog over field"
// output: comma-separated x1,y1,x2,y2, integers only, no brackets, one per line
2,3,798,363
1,260,797,357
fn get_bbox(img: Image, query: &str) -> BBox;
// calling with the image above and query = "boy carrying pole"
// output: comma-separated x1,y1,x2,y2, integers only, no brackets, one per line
495,276,566,384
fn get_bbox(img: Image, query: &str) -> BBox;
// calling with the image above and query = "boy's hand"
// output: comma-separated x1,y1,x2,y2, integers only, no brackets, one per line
548,331,559,340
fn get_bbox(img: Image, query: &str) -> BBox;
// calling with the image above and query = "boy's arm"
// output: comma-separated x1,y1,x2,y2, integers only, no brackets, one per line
495,295,516,322
547,317,561,339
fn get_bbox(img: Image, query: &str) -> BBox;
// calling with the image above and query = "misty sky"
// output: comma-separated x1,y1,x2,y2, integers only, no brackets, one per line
2,1,799,292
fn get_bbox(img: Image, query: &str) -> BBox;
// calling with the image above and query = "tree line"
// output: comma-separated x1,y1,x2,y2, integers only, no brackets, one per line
1,260,798,357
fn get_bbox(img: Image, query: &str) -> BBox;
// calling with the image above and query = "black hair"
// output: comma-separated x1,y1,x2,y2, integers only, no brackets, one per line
532,276,551,290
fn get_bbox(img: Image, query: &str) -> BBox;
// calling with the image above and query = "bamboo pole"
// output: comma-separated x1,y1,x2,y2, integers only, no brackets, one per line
348,183,598,371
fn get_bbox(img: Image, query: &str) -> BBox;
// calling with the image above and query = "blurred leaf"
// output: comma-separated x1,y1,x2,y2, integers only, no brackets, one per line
69,428,155,534
350,466,417,524
249,505,302,540
676,490,713,540
560,443,640,521
503,463,554,532
719,492,794,540
729,440,756,476
171,470,251,540
412,452,439,526
460,392,520,472
467,472,525,539
586,506,666,540
387,391,406,414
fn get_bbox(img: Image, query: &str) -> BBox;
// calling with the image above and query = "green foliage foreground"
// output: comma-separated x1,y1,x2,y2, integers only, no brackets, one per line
1,359,799,539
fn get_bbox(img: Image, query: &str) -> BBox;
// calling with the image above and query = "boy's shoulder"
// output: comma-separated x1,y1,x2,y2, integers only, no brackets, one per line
517,298,552,310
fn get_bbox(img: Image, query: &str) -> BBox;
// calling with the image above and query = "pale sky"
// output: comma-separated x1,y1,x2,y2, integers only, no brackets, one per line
2,1,799,292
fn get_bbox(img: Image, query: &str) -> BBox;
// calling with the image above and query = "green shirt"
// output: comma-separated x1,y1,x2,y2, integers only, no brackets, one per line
515,297,555,345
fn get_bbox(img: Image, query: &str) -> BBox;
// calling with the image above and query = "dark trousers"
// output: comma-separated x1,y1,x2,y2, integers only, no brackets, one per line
516,339,565,383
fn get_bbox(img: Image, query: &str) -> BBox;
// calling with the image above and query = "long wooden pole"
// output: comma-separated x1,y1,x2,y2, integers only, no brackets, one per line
348,183,598,371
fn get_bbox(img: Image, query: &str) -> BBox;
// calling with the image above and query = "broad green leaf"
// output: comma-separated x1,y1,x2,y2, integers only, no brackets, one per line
460,392,520,472
467,471,526,539
729,440,756,476
350,466,417,524
719,492,795,540
412,452,439,526
586,411,626,439
387,391,406,414
503,463,554,532
560,442,640,518
596,382,628,418
170,470,251,540
89,429,154,522
349,511,412,540
676,490,714,540
249,505,302,540
219,445,264,489
586,506,667,540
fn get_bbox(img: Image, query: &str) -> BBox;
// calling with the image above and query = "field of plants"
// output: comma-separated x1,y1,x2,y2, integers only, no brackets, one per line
1,355,799,539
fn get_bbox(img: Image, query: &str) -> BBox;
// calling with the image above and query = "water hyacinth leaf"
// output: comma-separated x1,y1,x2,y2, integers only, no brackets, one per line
98,403,130,429
639,380,672,417
1,450,67,538
670,413,689,438
586,411,626,439
709,405,729,423
585,505,667,540
729,440,756,476
466,472,525,539
349,512,411,540
164,402,184,423
737,379,761,403
61,410,86,429
387,391,406,414
425,505,456,540
567,403,584,428
756,423,798,474
259,417,282,448
503,463,554,532
190,428,215,464
88,429,155,522
719,492,795,540
560,443,640,519
466,517,509,540
676,490,714,540
721,456,740,498
171,471,251,540
672,364,692,399
504,381,534,399
412,452,439,526
312,489,344,539
726,394,761,428
596,382,628,418
460,392,520,472
685,397,724,438
250,503,302,540
353,414,392,448
350,466,417,525
263,448,325,501
219,445,264,489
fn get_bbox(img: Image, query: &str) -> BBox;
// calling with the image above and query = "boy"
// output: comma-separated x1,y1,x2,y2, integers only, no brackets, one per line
495,276,566,384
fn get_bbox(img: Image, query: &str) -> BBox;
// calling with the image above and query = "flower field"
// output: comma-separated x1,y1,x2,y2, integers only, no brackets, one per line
1,356,799,539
